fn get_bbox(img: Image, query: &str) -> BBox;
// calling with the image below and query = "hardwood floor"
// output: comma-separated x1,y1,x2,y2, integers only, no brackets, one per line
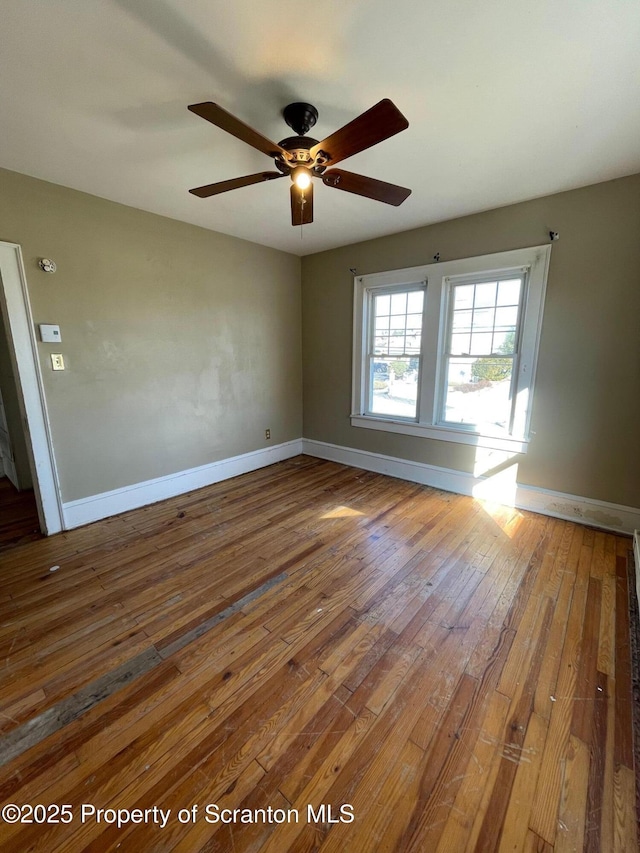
0,456,636,852
0,477,41,552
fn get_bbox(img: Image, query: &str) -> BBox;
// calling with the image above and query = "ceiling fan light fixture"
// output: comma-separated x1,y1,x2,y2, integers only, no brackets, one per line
292,167,311,190
187,99,411,225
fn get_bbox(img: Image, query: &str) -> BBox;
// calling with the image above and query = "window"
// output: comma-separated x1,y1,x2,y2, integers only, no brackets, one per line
352,245,551,452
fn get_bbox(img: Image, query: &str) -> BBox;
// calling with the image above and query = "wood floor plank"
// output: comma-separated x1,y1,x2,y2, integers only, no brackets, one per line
474,596,554,851
465,517,551,681
267,693,356,803
598,572,617,677
614,552,634,769
584,670,609,853
571,576,603,745
555,734,590,853
534,568,575,720
529,529,593,845
613,764,640,852
434,689,511,852
169,759,267,853
256,708,379,853
601,674,617,853
498,711,548,853
320,737,425,853
396,673,481,852
524,828,555,852
0,456,635,853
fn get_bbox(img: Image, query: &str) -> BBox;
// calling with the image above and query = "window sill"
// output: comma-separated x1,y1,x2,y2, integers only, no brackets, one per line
350,414,530,453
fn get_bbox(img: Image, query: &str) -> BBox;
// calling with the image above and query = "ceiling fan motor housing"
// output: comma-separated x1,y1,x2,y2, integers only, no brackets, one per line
276,135,324,172
282,102,318,136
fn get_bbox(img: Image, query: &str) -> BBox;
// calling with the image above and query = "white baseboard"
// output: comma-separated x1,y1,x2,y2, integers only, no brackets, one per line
302,439,640,535
60,436,639,536
62,439,303,529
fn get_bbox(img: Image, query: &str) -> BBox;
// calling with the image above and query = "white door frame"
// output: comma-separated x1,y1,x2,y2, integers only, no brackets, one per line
0,241,64,534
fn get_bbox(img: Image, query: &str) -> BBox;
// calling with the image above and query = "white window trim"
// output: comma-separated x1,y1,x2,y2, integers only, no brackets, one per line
351,245,552,453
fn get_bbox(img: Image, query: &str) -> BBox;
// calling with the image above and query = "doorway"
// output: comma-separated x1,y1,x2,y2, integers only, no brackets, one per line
0,242,64,537
0,478,41,550
0,306,41,548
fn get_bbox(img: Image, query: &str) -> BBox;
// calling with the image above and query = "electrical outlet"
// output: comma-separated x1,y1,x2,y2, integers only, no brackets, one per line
265,429,271,440
51,353,65,371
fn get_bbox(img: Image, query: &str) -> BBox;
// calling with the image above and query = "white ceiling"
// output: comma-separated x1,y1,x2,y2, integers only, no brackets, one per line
2,0,640,257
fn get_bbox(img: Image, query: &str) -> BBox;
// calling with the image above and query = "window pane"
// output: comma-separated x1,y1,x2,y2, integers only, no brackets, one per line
374,333,389,353
474,282,497,307
370,357,418,419
472,307,495,332
452,309,472,332
443,356,513,429
495,305,518,330
497,279,521,306
454,284,474,309
469,332,493,355
390,293,407,315
405,314,422,353
376,294,391,315
492,329,516,354
388,331,406,354
450,333,470,355
404,333,422,353
407,291,424,313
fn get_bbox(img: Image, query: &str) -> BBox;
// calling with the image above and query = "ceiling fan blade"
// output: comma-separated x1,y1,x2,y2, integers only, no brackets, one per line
322,169,411,206
310,99,408,167
291,182,313,226
189,171,285,198
188,102,290,160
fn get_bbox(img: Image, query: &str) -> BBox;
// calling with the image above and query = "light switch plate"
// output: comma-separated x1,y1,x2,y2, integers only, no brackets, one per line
51,353,65,371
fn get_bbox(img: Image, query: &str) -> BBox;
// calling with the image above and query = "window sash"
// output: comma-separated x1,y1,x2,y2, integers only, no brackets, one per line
363,284,425,420
437,272,528,434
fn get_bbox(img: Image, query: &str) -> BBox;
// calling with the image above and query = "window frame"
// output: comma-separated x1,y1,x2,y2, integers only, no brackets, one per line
351,245,552,453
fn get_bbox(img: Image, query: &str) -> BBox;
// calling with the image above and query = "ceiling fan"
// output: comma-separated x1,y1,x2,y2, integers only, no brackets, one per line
188,99,411,225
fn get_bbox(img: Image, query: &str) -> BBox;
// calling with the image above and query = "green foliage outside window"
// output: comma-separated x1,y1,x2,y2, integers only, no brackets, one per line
390,360,408,379
471,332,515,382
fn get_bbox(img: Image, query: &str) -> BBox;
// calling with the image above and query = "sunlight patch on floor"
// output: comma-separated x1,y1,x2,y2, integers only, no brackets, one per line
320,505,365,519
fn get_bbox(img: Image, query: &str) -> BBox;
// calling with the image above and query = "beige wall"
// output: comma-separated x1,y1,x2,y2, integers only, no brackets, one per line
301,174,640,508
2,165,638,512
0,168,302,502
